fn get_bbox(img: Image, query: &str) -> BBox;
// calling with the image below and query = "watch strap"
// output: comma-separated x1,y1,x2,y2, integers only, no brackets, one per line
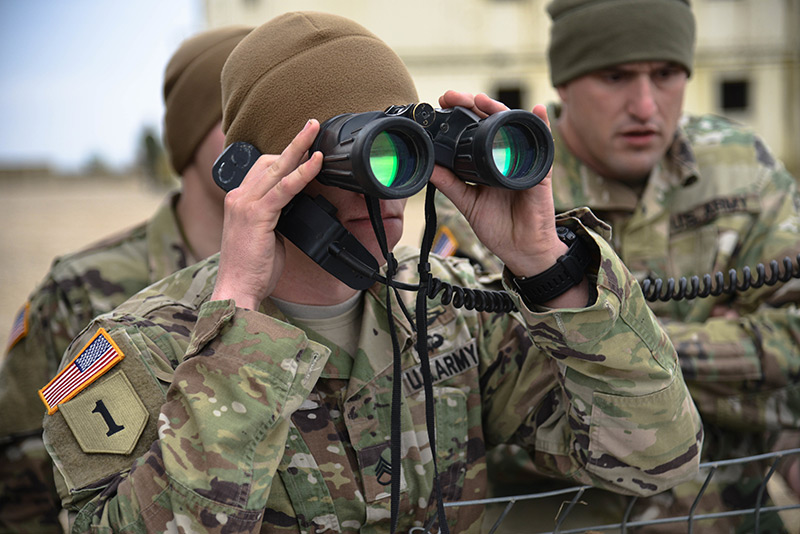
512,227,591,307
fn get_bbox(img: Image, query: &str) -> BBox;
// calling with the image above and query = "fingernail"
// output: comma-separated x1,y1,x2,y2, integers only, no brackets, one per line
303,119,313,131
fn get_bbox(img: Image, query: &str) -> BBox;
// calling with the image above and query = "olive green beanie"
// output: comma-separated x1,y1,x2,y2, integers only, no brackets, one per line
221,11,419,155
163,26,252,174
547,0,695,86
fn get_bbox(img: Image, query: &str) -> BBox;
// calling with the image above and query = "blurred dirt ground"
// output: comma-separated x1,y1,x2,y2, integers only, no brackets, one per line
0,174,426,351
0,175,163,350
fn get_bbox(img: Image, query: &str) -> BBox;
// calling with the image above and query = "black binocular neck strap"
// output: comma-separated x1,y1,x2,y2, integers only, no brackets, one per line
365,196,404,533
364,193,449,534
416,185,450,534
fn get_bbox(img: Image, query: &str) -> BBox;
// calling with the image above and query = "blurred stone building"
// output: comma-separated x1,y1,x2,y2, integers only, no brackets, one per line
204,0,799,175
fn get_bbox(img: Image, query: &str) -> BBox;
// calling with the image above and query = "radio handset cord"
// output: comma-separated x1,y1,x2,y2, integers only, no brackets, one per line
641,256,800,302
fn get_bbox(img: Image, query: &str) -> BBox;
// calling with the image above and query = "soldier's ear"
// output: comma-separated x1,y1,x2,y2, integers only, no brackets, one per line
556,85,569,104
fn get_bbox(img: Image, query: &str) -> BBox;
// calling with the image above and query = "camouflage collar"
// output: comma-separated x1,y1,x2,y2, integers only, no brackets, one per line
145,191,198,283
670,116,701,187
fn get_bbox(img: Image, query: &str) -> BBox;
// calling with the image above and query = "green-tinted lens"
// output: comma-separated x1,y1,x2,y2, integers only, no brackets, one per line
370,132,400,187
492,127,513,176
492,124,535,178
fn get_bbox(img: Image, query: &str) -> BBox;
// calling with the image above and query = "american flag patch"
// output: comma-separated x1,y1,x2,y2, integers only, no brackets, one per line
6,302,29,352
432,226,458,257
39,328,124,415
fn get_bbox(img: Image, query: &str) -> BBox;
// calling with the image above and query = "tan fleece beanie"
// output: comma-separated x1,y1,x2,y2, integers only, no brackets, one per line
163,25,252,174
547,0,695,86
221,11,419,155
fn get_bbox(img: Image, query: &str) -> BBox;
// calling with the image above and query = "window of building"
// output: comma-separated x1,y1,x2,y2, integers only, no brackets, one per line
495,86,524,110
720,80,749,112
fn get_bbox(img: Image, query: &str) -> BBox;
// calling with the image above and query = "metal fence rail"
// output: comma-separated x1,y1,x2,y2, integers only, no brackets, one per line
441,447,800,534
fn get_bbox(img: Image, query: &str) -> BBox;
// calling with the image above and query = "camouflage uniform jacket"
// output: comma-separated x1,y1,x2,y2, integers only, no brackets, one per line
0,191,195,532
436,106,800,433
42,213,701,534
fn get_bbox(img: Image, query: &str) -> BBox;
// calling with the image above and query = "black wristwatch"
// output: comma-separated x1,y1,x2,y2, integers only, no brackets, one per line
512,226,591,307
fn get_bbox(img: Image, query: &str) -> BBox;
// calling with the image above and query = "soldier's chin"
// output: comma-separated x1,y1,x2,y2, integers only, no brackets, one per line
350,218,404,264
611,155,660,184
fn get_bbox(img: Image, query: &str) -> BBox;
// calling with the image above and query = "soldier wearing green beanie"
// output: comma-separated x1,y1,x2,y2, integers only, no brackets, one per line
39,10,704,533
0,26,250,531
434,0,800,531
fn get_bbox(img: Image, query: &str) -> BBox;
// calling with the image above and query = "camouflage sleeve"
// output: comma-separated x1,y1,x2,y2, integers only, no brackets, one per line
43,299,328,533
1,278,83,436
480,210,702,497
664,161,800,432
0,275,91,533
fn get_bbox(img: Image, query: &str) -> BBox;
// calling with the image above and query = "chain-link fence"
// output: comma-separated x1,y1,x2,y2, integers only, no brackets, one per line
438,448,800,534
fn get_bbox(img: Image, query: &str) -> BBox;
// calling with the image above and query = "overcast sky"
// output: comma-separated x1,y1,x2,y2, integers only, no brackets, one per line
0,0,204,172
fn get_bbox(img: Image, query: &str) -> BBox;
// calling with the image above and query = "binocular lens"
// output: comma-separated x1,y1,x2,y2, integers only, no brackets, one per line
492,124,536,179
312,112,434,199
369,130,418,189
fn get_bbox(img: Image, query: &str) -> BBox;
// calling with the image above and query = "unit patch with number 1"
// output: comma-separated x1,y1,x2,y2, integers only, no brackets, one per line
39,328,148,454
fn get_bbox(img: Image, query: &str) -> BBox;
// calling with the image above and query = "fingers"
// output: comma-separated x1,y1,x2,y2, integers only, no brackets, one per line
531,104,551,129
221,119,324,238
429,165,474,218
473,93,509,115
256,153,280,169
437,90,488,118
222,149,323,226
229,150,322,231
239,119,321,198
267,150,323,208
438,90,513,120
438,90,476,110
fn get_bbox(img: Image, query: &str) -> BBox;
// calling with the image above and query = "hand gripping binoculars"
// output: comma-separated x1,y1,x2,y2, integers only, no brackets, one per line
213,103,554,198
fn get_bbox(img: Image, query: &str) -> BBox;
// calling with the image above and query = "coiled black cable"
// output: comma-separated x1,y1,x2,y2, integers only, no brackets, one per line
641,254,800,302
426,276,517,313
329,242,518,313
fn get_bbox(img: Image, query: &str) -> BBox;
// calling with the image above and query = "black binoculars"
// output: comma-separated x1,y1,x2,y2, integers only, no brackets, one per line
213,103,554,198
